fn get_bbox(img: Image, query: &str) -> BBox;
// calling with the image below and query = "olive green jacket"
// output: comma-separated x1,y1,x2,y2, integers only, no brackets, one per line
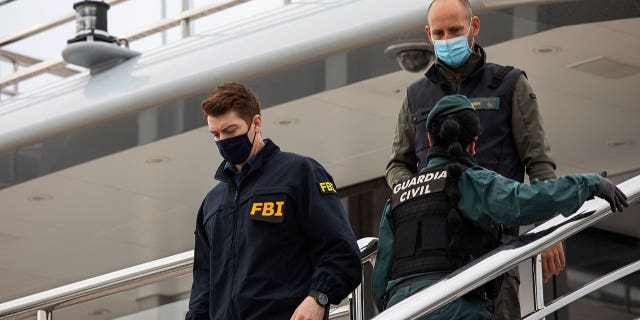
385,45,557,188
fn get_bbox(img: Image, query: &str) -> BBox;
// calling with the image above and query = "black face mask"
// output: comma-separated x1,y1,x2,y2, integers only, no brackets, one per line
215,124,257,165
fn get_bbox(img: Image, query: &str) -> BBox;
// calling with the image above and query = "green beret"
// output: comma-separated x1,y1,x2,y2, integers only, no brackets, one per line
425,94,476,130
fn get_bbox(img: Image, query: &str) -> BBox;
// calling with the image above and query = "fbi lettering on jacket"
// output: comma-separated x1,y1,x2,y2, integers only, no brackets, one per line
391,169,447,208
250,193,286,223
319,181,337,194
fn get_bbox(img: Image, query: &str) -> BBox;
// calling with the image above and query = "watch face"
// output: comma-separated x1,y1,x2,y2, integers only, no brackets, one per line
318,293,329,306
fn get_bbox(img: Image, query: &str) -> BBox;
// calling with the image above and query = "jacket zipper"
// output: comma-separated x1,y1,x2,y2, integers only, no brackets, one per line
229,187,240,320
454,74,463,93
226,164,256,319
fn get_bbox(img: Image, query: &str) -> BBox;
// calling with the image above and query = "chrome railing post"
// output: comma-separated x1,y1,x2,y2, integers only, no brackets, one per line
533,254,545,314
161,0,167,44
523,259,640,320
12,59,18,94
352,283,364,320
0,58,20,98
352,237,378,320
181,0,192,38
36,310,51,320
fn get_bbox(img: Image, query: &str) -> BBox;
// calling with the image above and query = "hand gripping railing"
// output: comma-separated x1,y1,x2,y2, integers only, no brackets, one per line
373,174,640,320
0,237,379,320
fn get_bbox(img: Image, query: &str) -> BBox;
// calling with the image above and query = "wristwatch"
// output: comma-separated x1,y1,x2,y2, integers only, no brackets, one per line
309,290,329,306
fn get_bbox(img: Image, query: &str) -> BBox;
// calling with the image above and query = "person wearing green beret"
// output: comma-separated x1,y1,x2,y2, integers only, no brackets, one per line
372,94,628,319
387,1,564,317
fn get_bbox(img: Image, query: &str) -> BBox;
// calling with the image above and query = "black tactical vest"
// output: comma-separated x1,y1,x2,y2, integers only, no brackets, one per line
390,166,500,280
407,56,525,183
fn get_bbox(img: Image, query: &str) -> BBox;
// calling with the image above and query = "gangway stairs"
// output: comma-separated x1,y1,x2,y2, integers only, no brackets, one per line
0,175,638,320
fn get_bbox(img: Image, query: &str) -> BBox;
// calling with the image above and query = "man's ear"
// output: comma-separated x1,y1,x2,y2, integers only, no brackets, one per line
427,132,434,148
253,114,262,132
425,25,433,44
471,16,480,37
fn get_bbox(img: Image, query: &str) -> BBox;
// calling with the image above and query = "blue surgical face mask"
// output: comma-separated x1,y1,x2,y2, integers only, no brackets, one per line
432,22,474,68
215,123,257,165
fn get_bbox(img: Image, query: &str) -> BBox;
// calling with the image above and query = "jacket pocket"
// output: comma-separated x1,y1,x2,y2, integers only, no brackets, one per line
242,186,296,224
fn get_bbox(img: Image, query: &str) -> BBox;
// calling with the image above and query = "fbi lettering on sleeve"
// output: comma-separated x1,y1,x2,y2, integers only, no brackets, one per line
318,181,337,194
249,193,286,223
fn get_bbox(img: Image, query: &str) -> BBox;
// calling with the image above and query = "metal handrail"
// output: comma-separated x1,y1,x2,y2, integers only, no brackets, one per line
0,49,79,77
0,237,378,320
0,1,18,7
0,58,68,88
373,174,640,320
0,0,252,90
0,251,193,319
119,0,251,43
523,259,640,320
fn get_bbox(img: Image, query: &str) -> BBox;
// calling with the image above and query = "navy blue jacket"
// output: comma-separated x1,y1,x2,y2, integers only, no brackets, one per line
186,139,362,320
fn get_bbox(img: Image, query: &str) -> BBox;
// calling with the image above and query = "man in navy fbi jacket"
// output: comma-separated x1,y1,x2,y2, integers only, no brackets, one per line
186,82,362,320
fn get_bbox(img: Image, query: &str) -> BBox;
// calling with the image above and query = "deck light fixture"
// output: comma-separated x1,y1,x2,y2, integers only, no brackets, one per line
62,0,139,72
68,0,115,44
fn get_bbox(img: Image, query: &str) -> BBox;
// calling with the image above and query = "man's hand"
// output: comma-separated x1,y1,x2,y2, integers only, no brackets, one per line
541,242,565,283
290,296,325,320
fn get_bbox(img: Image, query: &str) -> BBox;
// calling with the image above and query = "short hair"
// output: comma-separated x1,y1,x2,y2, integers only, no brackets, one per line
427,0,473,25
201,82,261,124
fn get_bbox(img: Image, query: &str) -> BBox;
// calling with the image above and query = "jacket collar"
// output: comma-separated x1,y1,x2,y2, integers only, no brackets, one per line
425,43,487,85
214,139,280,183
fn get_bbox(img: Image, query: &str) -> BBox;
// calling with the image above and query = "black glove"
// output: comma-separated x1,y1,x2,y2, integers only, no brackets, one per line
596,175,628,212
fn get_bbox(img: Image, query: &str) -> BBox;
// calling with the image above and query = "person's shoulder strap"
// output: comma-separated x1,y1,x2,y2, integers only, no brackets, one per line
488,65,515,89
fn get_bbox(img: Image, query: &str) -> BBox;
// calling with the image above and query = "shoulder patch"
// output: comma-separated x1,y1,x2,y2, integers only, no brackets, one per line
318,181,337,194
469,97,500,110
